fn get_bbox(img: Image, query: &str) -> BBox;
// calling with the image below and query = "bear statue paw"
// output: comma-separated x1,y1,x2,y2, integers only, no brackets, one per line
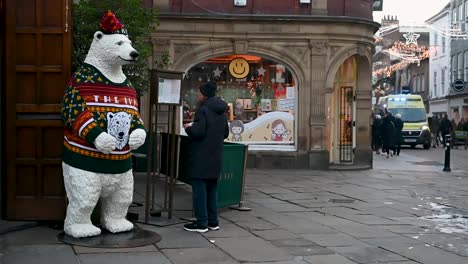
102,218,134,233
129,129,146,150
94,132,117,154
64,224,102,238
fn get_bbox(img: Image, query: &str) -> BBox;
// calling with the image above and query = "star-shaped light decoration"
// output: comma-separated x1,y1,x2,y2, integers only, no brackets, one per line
213,67,222,77
403,32,420,45
257,66,266,76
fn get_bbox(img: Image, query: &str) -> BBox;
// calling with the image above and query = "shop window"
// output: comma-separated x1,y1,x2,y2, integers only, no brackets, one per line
181,55,296,147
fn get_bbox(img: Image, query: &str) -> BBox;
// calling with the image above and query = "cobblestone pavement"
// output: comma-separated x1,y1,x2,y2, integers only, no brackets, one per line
2,155,468,264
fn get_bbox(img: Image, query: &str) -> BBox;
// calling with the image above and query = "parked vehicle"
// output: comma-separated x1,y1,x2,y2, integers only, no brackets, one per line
375,94,431,149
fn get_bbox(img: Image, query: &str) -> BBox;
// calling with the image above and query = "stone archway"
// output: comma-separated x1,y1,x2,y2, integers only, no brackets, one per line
325,46,373,167
164,41,310,151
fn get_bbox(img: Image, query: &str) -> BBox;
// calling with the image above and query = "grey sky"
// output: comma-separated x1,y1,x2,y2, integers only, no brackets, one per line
373,0,450,25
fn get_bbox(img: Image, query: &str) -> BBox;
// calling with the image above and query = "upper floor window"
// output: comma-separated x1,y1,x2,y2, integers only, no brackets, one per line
452,55,458,81
465,0,468,19
442,36,446,54
460,4,464,22
441,69,446,96
434,71,438,97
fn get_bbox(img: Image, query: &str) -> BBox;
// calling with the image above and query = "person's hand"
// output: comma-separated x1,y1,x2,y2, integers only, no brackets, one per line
183,123,191,129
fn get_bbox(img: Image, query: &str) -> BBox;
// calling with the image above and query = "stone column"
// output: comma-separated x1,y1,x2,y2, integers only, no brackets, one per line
308,40,329,168
354,46,373,168
311,0,328,15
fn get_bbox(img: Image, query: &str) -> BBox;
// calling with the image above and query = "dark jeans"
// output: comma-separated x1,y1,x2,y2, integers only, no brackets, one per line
191,179,218,228
394,144,401,155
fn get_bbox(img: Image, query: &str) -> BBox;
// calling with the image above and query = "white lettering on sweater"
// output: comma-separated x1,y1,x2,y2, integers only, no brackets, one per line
91,95,138,107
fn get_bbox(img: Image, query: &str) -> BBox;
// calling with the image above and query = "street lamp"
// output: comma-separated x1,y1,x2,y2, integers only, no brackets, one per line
373,0,383,11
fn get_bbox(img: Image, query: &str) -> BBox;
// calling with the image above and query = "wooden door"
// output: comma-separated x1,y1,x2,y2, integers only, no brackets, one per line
4,0,71,220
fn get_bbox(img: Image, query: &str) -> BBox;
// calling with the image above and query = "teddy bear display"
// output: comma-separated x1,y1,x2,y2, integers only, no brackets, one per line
61,11,146,238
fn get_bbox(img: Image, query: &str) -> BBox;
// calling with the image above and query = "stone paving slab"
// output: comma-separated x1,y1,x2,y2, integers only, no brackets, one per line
303,254,358,264
162,248,239,264
253,229,300,241
360,236,468,264
270,238,319,247
329,246,409,263
77,252,171,264
0,221,37,236
214,236,292,262
73,244,158,254
143,227,214,249
235,219,279,231
203,225,254,238
281,246,335,257
400,233,468,257
301,233,368,247
330,224,400,239
3,245,79,264
259,203,309,212
1,226,62,246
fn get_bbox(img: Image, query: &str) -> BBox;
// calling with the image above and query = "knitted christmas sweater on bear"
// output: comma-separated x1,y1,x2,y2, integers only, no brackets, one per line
61,63,145,173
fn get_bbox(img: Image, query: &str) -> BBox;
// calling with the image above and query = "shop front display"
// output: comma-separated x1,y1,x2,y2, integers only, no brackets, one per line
180,55,296,148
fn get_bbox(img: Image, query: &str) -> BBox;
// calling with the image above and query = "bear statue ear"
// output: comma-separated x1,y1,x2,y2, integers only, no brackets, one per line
107,112,114,120
94,31,104,41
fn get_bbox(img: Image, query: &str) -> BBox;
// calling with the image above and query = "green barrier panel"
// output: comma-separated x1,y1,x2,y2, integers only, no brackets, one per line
215,142,247,208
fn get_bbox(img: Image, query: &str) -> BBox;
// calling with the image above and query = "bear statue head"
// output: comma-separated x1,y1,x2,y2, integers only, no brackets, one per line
90,31,139,66
84,10,139,72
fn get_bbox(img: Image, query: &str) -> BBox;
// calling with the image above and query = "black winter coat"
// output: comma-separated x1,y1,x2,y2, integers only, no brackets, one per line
382,115,396,149
394,118,404,144
372,118,383,147
185,97,229,179
440,118,452,134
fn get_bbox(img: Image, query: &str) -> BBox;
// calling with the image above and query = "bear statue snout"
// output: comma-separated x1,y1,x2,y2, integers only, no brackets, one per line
118,132,124,138
130,51,139,60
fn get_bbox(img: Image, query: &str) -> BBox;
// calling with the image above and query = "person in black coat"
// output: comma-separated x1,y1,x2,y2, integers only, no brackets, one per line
381,111,396,158
394,114,404,156
183,81,229,233
440,115,452,145
372,114,383,154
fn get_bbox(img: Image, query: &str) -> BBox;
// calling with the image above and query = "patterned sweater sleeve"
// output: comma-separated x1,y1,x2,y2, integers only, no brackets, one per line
62,81,105,145
130,111,145,133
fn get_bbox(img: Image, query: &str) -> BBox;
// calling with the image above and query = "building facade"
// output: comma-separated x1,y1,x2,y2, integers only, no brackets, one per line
148,0,379,170
427,4,451,118
450,0,468,122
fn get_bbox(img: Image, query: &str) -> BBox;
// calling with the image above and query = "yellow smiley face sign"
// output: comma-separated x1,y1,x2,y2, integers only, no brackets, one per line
229,58,250,79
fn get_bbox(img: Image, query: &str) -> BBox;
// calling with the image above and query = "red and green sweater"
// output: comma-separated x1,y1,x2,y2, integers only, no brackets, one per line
61,63,145,173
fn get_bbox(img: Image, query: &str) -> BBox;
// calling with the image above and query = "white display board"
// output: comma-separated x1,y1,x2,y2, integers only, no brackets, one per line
158,78,181,105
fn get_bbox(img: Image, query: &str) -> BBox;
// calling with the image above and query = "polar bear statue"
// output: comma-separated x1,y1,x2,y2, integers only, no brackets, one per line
61,11,146,238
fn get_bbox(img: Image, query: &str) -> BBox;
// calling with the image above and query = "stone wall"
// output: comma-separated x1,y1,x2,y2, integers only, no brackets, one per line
146,15,378,169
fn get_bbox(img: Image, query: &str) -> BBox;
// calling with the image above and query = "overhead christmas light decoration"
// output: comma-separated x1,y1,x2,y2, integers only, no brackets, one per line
376,23,468,39
403,31,420,45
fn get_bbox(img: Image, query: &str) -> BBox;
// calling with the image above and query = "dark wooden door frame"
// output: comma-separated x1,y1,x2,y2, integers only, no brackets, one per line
1,0,5,219
4,0,71,220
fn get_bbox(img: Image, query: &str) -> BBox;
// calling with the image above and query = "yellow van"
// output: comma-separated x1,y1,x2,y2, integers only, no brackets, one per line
375,94,431,149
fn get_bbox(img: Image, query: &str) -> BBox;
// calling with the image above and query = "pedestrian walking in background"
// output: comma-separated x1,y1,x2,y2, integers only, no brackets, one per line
429,116,440,148
394,114,404,156
382,110,396,158
464,118,468,149
183,81,229,233
440,115,452,145
372,114,383,154
451,118,457,148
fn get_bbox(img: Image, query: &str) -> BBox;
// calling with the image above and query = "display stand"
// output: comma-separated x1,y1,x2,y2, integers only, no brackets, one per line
144,69,184,226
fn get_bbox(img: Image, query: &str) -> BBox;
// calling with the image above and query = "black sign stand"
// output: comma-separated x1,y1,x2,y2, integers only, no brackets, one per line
144,69,184,225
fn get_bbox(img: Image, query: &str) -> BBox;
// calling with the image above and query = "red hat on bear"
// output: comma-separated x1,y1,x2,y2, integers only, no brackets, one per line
100,10,128,35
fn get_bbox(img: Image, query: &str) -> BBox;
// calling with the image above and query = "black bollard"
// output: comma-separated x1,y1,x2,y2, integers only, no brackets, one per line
443,134,451,172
